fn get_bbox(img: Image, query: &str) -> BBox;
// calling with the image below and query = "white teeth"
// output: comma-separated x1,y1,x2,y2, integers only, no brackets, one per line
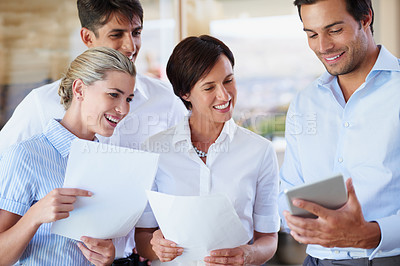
326,54,341,61
105,115,119,123
214,101,230,110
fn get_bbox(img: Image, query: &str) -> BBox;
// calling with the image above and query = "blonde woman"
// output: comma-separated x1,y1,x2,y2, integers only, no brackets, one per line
0,47,135,266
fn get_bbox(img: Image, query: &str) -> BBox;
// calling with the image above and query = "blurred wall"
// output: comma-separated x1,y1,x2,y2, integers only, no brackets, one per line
0,0,79,127
374,0,400,57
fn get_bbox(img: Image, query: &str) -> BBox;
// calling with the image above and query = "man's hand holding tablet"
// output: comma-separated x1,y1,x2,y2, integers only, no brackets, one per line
284,174,348,218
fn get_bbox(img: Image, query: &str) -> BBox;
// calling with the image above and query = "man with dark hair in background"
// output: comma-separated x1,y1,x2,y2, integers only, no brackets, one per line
279,0,400,265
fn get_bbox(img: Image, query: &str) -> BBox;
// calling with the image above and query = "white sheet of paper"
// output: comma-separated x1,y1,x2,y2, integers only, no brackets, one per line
146,191,250,262
51,139,159,241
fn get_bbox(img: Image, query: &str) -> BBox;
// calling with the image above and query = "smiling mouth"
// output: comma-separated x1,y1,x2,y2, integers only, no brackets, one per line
105,114,120,125
324,52,345,62
214,101,230,110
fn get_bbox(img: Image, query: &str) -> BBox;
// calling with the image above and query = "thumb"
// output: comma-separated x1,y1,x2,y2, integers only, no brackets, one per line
154,229,164,239
346,178,358,204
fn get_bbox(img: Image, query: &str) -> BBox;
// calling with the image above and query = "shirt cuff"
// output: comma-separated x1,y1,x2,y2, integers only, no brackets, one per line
369,214,400,259
0,198,30,216
113,236,129,259
253,213,280,233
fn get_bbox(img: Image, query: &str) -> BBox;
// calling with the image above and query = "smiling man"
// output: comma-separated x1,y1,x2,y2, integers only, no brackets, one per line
0,0,186,265
279,0,400,265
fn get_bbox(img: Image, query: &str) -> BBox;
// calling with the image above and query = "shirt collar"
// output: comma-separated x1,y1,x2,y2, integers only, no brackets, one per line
317,45,400,86
215,118,237,144
134,73,150,100
171,115,237,147
368,45,400,73
172,115,192,146
44,119,77,158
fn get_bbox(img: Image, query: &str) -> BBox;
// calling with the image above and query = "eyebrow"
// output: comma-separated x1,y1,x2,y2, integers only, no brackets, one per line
110,88,134,97
108,29,125,34
200,73,234,88
108,26,143,34
304,21,345,33
200,81,215,88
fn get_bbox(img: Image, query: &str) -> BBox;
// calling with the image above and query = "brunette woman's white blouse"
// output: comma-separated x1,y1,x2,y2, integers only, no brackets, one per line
138,116,280,265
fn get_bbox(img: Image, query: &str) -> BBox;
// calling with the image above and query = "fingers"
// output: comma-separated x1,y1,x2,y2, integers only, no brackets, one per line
283,178,370,248
286,217,317,238
287,178,355,220
290,227,337,248
284,209,318,228
78,242,106,265
292,199,330,219
204,248,244,265
79,237,115,266
210,248,243,257
30,188,92,225
153,229,177,247
57,188,93,197
45,188,92,207
283,211,323,244
286,178,356,223
284,214,321,246
43,189,92,218
284,203,349,247
151,230,183,262
289,230,316,246
81,237,115,256
284,208,316,236
204,255,243,265
151,240,183,261
49,188,93,214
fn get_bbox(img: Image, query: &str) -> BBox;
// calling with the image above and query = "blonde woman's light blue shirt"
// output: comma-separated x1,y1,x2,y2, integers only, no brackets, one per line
0,119,92,266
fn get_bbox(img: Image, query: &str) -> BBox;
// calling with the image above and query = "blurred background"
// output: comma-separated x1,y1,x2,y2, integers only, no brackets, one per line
0,0,399,264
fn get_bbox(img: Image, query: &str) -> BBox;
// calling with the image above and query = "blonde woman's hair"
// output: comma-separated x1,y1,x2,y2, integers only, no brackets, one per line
58,47,136,109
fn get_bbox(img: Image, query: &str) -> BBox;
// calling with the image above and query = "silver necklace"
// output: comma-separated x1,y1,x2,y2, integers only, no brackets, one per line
193,145,207,158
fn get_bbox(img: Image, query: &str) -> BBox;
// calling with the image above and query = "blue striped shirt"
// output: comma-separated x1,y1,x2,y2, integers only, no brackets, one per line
0,119,92,265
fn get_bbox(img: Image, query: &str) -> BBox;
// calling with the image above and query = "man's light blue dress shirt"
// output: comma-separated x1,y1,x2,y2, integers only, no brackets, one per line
279,46,400,260
0,119,91,265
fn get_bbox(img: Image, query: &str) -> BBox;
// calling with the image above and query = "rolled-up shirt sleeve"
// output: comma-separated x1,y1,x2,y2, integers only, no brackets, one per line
0,145,35,216
253,144,280,233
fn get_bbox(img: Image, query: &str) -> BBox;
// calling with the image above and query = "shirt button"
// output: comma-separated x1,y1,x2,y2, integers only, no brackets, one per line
338,157,343,163
344,122,350,128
